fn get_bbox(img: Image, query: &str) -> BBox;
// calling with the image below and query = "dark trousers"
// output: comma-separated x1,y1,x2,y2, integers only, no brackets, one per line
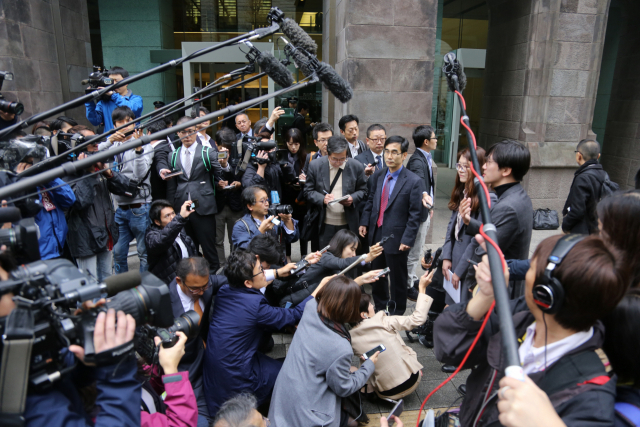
185,212,220,271
319,223,349,249
370,227,409,315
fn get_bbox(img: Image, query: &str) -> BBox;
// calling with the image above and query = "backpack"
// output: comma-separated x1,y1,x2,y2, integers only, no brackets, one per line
170,145,217,190
600,172,619,200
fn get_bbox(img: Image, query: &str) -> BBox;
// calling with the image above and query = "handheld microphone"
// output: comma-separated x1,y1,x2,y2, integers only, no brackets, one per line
243,41,294,88
282,38,353,103
62,270,142,304
442,52,467,93
0,207,21,224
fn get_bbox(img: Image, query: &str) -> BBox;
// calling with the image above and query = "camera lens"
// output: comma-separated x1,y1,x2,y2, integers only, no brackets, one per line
275,204,293,215
0,99,24,116
166,310,200,338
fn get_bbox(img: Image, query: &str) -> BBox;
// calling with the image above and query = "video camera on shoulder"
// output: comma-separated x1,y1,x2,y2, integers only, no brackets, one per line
82,66,113,102
235,138,289,174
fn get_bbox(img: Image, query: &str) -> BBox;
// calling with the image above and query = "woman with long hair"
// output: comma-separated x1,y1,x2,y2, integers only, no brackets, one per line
441,146,486,304
275,229,384,307
269,275,379,427
282,128,309,261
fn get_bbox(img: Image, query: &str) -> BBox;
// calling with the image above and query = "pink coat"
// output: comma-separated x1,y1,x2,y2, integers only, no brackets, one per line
141,371,199,427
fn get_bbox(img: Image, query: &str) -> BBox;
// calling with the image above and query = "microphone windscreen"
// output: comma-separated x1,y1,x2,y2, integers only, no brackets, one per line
257,52,294,88
289,48,315,77
0,207,21,224
316,62,353,103
104,271,142,296
280,18,318,55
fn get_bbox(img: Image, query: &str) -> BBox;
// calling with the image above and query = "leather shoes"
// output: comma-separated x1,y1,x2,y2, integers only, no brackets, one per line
458,384,467,395
407,285,419,302
441,364,457,373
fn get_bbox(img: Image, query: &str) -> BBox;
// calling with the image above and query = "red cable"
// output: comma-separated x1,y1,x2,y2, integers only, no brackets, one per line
415,91,508,427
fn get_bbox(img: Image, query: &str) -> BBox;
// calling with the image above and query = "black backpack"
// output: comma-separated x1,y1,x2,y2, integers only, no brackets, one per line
600,172,619,200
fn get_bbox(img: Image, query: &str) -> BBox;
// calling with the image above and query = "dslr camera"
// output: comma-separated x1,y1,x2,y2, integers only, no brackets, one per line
82,66,113,102
0,71,24,116
135,310,201,364
268,204,293,216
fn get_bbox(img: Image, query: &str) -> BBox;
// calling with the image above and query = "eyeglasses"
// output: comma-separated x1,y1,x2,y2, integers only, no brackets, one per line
455,163,468,171
317,138,330,143
368,138,386,143
383,149,402,157
184,283,211,294
252,266,265,278
178,129,195,135
430,137,438,141
329,156,347,164
256,198,269,205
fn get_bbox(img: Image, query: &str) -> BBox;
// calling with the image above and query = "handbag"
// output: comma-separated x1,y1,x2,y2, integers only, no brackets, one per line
533,208,559,230
300,167,343,241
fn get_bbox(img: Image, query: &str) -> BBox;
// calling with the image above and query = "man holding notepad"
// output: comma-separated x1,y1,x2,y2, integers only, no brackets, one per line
303,136,368,248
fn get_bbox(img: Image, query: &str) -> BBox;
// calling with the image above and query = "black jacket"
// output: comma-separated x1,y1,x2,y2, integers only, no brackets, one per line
241,161,296,201
434,298,616,427
406,150,434,222
150,140,171,200
562,160,605,234
216,166,243,212
145,214,197,284
360,167,425,254
66,170,129,258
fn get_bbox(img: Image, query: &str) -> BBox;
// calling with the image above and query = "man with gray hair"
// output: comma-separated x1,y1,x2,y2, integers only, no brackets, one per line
304,135,367,248
562,139,607,234
213,393,267,427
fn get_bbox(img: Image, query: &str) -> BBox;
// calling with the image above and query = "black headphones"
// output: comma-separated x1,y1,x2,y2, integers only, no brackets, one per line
532,234,586,314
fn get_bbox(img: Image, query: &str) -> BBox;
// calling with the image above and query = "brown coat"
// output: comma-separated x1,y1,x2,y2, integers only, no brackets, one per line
350,293,433,391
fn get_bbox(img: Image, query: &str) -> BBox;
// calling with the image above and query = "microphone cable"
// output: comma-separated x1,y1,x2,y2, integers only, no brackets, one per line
415,88,508,427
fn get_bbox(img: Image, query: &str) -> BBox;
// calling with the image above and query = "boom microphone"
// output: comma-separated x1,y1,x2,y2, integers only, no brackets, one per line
279,18,318,55
283,38,353,103
243,41,294,88
442,52,467,93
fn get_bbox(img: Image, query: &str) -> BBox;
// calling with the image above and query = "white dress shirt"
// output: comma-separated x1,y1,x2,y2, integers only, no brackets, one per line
518,321,594,375
197,133,213,148
176,284,205,313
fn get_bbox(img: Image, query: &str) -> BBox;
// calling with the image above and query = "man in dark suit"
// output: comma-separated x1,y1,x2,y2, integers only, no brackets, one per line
169,257,228,427
406,125,437,297
354,124,387,178
289,101,315,137
461,139,533,297
304,136,368,248
302,122,333,175
360,136,425,315
166,116,223,271
339,114,367,158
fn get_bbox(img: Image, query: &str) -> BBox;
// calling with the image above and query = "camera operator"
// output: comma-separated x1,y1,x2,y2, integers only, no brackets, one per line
231,185,298,254
214,128,243,263
240,131,296,202
167,257,228,426
66,125,128,282
141,332,198,427
145,199,197,285
22,308,140,427
50,116,78,135
433,234,626,427
98,106,153,274
85,66,143,132
204,251,332,416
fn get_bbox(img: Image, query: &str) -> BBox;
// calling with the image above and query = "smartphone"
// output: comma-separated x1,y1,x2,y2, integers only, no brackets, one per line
362,344,386,360
386,399,404,427
188,199,199,211
165,170,183,179
374,267,390,279
217,151,228,160
271,216,281,226
223,185,235,190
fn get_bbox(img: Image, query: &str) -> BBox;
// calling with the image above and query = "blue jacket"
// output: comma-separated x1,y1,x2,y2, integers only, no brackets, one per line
204,284,311,415
231,213,299,251
36,178,76,260
85,91,143,131
24,352,140,427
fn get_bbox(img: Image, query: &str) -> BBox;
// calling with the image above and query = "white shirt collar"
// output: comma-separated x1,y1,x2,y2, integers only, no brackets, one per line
518,321,593,375
183,142,198,154
176,283,204,313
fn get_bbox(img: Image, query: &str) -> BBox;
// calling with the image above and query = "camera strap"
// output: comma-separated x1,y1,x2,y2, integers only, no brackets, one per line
0,304,35,425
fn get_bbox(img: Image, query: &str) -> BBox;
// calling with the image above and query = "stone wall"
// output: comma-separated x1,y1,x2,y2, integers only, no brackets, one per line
480,0,611,213
0,0,92,125
600,0,640,189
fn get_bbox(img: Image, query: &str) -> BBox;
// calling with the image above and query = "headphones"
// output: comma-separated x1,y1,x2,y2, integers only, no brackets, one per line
532,234,586,314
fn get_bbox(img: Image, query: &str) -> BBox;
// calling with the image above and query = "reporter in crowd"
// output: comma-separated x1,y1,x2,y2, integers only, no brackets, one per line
354,124,386,178
213,393,269,427
169,257,228,426
146,119,171,201
460,139,533,297
351,269,435,400
204,251,330,415
232,185,298,257
24,308,139,427
276,229,384,308
282,128,309,260
98,106,153,273
441,147,488,304
67,125,129,281
49,115,78,135
85,66,143,131
191,106,214,148
303,122,333,174
269,275,379,427
339,114,366,158
31,121,52,137
214,128,243,263
145,199,197,285
165,116,223,271
141,332,199,427
434,234,626,427
304,135,367,248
